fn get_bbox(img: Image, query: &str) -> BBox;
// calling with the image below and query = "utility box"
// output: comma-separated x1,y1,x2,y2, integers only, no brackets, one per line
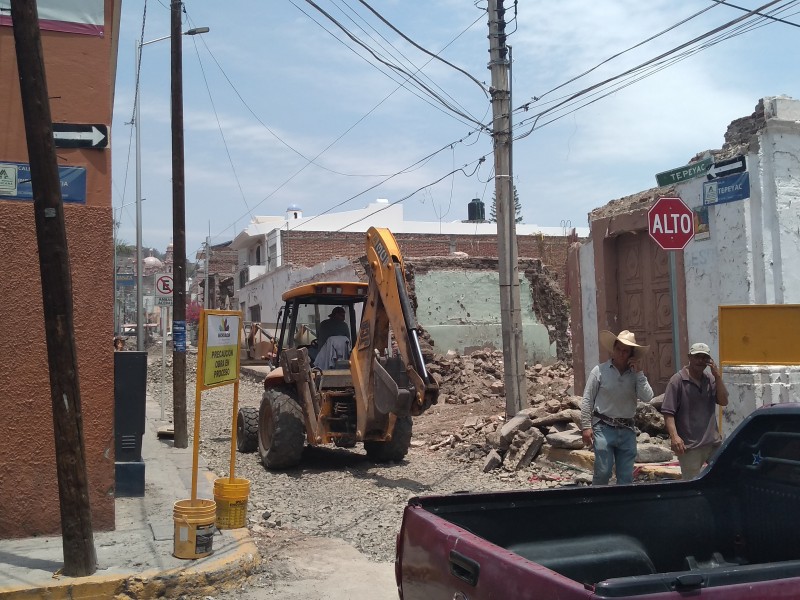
114,350,147,497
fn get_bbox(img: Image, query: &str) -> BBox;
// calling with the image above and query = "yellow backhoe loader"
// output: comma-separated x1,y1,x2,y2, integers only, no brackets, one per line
236,227,439,468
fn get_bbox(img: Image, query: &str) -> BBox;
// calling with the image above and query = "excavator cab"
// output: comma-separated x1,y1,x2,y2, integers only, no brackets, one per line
272,283,366,369
236,228,438,470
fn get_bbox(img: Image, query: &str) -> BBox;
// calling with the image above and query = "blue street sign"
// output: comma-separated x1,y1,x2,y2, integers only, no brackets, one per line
0,161,87,204
173,320,187,352
116,273,135,287
703,172,750,206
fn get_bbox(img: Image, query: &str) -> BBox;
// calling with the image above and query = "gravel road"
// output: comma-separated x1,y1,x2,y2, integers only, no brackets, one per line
146,349,587,597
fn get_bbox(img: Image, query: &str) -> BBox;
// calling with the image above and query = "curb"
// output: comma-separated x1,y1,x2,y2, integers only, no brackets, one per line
0,528,261,600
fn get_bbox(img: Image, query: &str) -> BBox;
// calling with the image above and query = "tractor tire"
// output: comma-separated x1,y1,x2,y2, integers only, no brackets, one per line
258,388,305,469
236,406,259,453
365,416,413,463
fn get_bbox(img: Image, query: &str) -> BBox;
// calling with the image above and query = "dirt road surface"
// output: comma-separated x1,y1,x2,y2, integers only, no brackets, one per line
146,348,651,598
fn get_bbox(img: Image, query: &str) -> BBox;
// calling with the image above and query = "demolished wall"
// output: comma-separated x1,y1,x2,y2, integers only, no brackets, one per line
406,257,571,363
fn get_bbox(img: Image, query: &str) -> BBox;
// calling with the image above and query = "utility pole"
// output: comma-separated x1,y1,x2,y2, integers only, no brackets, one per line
204,235,211,309
10,0,97,576
134,41,145,351
171,0,188,448
487,0,527,417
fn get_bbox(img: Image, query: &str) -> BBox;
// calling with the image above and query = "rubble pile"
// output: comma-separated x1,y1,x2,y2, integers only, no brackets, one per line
423,348,674,475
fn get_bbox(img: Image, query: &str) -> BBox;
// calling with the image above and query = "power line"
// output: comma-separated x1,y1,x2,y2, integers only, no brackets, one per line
333,0,482,125
513,0,788,138
354,0,489,97
299,0,488,128
711,0,800,26
185,24,254,222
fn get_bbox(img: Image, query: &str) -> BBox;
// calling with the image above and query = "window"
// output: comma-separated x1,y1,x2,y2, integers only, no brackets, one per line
249,305,261,323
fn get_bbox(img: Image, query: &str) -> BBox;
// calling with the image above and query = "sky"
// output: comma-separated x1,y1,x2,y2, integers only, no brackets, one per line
111,1,800,257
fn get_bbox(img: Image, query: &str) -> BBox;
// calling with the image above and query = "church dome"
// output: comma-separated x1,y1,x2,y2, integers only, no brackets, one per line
144,256,163,268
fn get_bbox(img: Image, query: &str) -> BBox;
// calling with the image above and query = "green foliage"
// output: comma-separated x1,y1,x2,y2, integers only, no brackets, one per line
489,186,523,223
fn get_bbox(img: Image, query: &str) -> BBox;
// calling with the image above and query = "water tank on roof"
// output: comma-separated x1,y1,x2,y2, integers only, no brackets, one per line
467,198,485,222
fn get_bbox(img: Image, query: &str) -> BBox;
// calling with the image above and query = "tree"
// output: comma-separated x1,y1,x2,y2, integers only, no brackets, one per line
489,186,523,223
185,300,202,325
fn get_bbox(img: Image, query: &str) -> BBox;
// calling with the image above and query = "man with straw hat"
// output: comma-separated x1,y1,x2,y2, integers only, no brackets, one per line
660,342,729,479
581,330,654,486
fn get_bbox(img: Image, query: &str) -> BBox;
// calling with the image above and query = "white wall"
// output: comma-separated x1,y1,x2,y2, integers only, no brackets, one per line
674,97,800,429
242,257,359,326
579,239,598,383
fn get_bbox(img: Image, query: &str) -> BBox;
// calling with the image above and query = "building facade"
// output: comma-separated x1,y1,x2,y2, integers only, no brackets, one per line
0,1,121,537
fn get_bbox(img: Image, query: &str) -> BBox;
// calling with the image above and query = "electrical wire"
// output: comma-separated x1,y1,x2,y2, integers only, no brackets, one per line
513,0,788,138
299,0,488,128
711,0,800,26
354,0,489,97
185,32,254,222
334,0,482,125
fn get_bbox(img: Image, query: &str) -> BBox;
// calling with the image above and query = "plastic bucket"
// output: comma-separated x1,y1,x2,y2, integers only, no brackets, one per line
173,498,216,559
213,477,250,529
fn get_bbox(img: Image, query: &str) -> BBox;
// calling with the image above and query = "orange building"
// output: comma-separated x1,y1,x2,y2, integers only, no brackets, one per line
0,1,121,537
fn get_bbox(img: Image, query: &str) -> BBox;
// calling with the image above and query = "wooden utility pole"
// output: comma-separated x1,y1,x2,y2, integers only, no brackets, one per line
171,0,188,448
487,0,527,417
9,0,97,576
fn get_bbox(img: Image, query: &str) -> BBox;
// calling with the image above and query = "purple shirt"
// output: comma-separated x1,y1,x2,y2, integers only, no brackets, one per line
661,367,721,450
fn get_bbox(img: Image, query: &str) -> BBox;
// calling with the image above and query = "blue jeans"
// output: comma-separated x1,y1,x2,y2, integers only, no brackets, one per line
592,423,637,486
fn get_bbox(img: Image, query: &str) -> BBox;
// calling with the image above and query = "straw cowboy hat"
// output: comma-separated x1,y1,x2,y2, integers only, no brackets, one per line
599,330,649,359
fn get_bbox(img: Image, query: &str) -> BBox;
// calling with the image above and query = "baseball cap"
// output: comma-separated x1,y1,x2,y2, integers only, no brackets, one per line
689,342,711,356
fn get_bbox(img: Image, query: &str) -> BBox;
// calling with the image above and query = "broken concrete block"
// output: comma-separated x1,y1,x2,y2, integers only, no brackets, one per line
504,429,544,471
544,399,562,413
499,415,533,445
636,443,674,463
531,409,577,428
488,380,505,395
463,416,480,429
483,450,502,472
546,430,584,449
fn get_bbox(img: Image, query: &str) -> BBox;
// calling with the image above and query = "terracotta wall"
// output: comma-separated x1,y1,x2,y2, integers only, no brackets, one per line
0,1,119,537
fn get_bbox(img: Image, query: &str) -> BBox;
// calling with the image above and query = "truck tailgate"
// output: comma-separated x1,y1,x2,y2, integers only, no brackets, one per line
396,503,800,600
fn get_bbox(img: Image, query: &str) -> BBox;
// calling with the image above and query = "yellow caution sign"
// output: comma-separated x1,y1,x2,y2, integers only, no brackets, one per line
191,310,244,505
196,310,242,389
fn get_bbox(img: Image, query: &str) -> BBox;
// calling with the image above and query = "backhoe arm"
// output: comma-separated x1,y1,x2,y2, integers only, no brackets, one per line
350,228,439,437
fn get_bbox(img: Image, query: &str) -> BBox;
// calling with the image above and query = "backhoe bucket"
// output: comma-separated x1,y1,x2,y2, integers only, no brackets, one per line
373,357,412,416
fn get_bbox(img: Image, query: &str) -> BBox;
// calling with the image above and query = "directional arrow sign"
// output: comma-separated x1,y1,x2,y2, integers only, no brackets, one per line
52,123,108,149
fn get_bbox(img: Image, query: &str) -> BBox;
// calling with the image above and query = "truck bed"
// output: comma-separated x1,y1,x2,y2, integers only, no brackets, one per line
396,404,800,599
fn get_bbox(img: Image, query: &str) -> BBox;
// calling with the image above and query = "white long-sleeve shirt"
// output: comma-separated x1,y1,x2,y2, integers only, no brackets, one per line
580,360,654,430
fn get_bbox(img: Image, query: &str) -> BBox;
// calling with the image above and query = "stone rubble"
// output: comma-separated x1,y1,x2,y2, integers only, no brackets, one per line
421,348,675,473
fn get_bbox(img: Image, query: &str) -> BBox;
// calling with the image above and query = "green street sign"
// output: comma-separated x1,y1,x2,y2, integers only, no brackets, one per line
655,157,713,187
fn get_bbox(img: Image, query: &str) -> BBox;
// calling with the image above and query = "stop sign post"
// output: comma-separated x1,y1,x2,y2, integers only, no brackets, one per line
648,197,694,250
648,196,694,377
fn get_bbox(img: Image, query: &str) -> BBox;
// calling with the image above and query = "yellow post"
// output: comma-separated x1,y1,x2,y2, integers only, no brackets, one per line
229,380,240,483
191,309,208,503
229,320,245,480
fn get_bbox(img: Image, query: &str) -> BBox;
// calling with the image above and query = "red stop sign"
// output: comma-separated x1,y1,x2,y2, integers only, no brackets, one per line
648,197,694,250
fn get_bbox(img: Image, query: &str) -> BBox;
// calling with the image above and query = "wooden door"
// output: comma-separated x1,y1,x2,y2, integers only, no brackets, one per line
615,234,674,394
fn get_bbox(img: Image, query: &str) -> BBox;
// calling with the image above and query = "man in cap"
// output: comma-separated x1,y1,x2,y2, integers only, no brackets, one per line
581,330,654,485
317,306,350,349
661,342,729,479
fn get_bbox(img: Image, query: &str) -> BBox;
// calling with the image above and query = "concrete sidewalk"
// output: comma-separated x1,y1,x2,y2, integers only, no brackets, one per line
0,397,259,600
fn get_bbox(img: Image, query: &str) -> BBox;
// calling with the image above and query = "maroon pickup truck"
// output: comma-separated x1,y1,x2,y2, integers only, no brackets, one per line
396,403,800,599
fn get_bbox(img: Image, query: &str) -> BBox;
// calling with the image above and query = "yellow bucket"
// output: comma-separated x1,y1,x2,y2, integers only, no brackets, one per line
173,499,216,559
213,477,250,529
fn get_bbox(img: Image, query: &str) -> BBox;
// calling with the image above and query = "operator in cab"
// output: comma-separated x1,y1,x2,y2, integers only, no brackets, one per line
317,306,349,348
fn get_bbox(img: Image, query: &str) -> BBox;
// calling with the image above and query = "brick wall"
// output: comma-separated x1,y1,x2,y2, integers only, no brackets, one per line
282,231,580,289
